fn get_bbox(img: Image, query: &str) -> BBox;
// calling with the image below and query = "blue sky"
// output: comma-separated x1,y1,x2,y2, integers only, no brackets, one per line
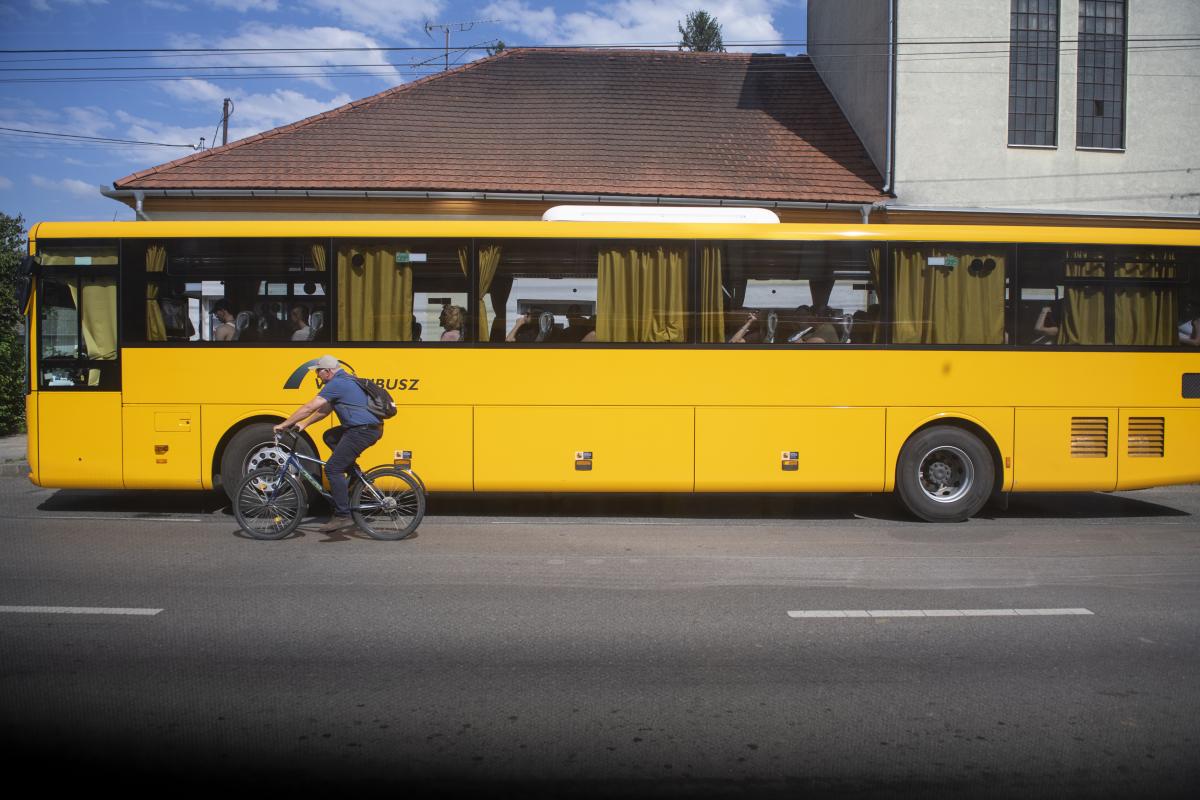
0,0,807,226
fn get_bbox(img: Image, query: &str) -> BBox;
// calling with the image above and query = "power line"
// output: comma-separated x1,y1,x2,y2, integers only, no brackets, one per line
0,36,1196,56
0,126,194,148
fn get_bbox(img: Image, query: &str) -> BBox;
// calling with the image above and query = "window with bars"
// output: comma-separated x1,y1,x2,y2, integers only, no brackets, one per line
1008,0,1060,147
1076,0,1127,149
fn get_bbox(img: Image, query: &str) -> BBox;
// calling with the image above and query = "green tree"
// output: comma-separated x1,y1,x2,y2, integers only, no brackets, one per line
0,212,26,435
678,10,725,52
487,39,506,56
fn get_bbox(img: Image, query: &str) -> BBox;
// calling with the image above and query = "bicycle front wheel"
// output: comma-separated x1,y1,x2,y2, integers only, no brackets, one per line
234,467,309,540
351,467,425,541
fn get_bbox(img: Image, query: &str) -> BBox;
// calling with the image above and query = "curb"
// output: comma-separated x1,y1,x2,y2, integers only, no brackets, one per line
0,461,29,478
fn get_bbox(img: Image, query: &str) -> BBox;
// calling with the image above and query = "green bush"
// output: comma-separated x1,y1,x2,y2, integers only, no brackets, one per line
0,213,26,436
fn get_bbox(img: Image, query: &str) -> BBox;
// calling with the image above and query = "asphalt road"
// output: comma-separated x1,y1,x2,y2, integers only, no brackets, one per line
1,478,1198,798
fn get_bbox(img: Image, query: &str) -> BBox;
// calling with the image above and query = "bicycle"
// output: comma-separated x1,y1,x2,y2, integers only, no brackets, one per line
232,430,426,541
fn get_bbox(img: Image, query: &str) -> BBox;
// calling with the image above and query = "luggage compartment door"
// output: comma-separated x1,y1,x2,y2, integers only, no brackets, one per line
123,404,202,489
696,407,886,492
474,406,693,492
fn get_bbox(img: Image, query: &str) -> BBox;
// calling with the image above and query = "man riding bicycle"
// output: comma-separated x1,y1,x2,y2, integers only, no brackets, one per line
274,355,383,532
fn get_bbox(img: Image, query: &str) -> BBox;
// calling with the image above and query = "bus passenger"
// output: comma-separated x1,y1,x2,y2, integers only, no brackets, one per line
1034,306,1059,343
506,313,532,341
290,305,312,341
506,310,551,342
439,304,464,342
1181,302,1200,346
558,304,595,343
212,300,237,341
729,311,759,343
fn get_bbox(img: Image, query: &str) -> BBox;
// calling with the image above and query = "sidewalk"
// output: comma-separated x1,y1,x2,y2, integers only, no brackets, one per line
0,432,28,478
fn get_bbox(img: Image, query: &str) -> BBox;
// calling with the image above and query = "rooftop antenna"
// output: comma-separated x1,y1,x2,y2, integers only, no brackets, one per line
424,19,498,71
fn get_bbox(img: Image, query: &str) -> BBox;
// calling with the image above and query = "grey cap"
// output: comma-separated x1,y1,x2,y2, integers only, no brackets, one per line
310,355,340,371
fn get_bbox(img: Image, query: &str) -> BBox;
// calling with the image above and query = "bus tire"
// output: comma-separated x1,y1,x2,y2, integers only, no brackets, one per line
895,426,994,523
219,423,317,504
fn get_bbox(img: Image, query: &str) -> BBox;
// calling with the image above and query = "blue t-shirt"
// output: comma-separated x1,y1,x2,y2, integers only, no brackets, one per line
318,371,379,427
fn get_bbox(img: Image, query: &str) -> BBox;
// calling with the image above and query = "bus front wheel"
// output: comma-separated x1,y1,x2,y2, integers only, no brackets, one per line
219,422,317,503
896,427,994,523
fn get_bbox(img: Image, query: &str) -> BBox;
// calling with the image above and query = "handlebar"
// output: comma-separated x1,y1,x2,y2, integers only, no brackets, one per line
274,429,300,446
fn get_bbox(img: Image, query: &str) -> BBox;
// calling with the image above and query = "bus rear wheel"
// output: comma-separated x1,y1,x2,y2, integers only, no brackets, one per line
896,427,994,522
219,422,318,504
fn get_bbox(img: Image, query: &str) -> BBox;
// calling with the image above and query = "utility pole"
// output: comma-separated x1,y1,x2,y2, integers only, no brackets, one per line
221,98,231,146
424,20,497,71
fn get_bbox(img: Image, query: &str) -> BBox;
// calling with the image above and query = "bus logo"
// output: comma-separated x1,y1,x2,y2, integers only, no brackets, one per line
282,358,356,389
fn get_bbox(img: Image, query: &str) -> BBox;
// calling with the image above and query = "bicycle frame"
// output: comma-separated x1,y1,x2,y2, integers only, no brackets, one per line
267,434,390,512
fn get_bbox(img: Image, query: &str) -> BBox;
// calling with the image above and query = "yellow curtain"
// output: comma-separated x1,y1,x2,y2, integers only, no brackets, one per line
596,245,687,342
1058,256,1106,345
310,243,326,272
67,278,117,386
477,245,502,341
337,246,413,341
1115,252,1177,346
892,247,1005,344
145,244,167,342
699,245,724,343
867,247,884,343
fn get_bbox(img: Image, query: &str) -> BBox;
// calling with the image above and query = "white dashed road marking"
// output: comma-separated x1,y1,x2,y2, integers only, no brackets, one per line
0,606,163,616
787,608,1094,619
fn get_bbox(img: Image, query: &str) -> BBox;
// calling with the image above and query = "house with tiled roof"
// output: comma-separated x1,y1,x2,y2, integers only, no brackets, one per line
104,48,888,223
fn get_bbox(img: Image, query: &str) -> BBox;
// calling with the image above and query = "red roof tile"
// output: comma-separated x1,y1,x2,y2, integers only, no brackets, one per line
114,48,885,204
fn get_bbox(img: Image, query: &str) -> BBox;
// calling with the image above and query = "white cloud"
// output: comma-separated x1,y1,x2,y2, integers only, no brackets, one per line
168,22,403,90
144,0,189,10
30,0,106,11
302,0,445,39
481,0,784,50
31,175,102,198
0,176,13,190
129,84,352,147
212,0,280,11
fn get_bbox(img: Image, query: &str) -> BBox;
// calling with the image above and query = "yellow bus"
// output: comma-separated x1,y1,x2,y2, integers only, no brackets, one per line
21,218,1200,522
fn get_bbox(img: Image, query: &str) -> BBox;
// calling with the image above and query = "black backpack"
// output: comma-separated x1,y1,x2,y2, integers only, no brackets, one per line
353,377,397,420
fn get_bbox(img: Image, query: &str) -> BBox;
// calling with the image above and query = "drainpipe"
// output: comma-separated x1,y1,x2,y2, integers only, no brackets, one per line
881,0,897,196
133,190,147,220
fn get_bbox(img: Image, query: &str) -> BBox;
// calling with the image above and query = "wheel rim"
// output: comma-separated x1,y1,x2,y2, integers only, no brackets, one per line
244,441,289,475
237,474,302,537
357,473,421,538
916,445,974,504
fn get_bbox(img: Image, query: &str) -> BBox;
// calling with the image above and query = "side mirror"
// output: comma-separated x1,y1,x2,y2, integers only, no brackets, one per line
16,255,37,313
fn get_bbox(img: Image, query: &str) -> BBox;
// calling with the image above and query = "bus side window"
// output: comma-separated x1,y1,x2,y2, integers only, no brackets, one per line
124,239,331,345
38,271,119,389
714,241,877,345
1020,244,1192,347
336,240,470,343
892,245,1010,345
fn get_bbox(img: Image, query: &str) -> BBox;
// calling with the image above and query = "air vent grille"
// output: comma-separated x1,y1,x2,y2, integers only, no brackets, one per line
1128,417,1165,458
1071,417,1109,458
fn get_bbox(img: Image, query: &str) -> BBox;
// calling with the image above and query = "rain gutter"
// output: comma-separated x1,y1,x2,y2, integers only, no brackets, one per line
101,188,884,223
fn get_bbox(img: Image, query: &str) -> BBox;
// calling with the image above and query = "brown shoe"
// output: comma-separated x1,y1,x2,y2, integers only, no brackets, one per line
317,515,354,533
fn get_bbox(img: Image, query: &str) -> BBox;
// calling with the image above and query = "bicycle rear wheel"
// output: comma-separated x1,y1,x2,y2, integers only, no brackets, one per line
234,467,309,540
351,467,425,541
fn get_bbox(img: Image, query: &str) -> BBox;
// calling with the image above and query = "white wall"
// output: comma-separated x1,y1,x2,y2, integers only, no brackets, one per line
893,0,1200,215
807,0,892,177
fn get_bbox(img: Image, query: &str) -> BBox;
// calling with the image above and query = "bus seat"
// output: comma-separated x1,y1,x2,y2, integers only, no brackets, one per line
764,310,778,344
535,311,555,342
308,310,324,340
234,311,253,340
